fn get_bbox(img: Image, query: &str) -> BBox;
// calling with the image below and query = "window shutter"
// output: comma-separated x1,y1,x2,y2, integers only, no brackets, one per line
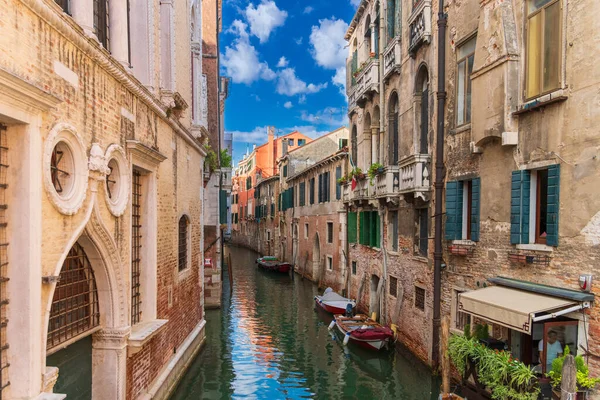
359,212,366,245
318,174,322,203
546,164,560,246
445,181,462,240
470,178,480,242
325,172,330,202
510,170,531,244
290,187,295,209
219,189,227,224
336,167,342,200
374,211,381,247
348,212,358,244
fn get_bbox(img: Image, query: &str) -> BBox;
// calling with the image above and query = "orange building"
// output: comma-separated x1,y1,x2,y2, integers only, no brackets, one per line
232,128,312,233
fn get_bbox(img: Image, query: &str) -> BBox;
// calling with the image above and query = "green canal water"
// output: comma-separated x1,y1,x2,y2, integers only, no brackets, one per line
170,245,440,400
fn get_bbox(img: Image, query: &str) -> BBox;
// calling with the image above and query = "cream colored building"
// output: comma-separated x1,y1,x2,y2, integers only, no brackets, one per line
0,0,209,398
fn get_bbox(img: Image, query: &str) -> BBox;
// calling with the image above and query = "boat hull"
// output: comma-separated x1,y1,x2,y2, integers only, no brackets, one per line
257,261,291,273
334,315,393,351
314,296,355,314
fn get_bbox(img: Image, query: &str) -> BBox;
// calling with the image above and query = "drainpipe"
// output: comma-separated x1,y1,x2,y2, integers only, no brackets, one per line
379,206,388,325
379,0,386,152
432,0,448,370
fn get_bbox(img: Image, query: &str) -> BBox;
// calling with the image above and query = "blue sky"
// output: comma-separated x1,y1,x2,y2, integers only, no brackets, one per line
220,0,359,165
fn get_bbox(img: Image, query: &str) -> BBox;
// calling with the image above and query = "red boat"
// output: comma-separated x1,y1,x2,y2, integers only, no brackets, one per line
314,288,356,314
256,257,291,273
330,314,395,351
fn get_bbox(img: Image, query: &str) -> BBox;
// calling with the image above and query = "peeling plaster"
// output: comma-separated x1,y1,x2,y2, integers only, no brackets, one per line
581,211,600,246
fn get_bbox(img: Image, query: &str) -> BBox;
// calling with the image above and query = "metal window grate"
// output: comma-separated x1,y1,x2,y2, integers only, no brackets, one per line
178,216,189,271
47,243,100,350
50,145,69,194
0,125,9,397
415,286,425,311
389,276,398,297
131,170,142,325
93,0,110,50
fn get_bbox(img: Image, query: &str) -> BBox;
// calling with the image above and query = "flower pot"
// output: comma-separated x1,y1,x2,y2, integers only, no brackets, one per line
376,167,384,174
357,173,366,180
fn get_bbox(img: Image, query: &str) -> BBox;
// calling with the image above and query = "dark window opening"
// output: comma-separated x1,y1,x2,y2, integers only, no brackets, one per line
389,276,398,297
131,170,142,325
178,216,189,271
536,169,549,244
327,222,334,244
93,0,110,50
352,261,357,275
415,208,428,257
55,0,70,14
415,286,425,311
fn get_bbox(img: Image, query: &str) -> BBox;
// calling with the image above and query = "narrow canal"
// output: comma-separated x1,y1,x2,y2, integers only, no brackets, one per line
170,245,440,399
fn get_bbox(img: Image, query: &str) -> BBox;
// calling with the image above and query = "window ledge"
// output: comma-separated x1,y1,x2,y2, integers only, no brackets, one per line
450,123,471,135
516,244,554,253
128,319,168,355
513,89,568,115
452,239,476,246
412,256,429,263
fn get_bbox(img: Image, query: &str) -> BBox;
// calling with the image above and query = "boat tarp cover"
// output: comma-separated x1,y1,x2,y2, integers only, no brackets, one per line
321,291,351,302
352,327,394,341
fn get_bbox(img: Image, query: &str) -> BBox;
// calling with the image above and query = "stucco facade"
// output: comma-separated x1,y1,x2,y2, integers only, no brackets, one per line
0,0,209,398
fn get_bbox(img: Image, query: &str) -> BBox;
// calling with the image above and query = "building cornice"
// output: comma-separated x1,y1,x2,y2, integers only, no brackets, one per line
287,152,348,182
0,67,62,111
19,0,206,156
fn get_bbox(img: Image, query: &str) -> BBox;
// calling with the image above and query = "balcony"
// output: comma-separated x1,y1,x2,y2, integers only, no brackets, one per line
353,58,379,108
383,37,401,80
398,153,431,200
348,88,358,114
342,178,371,204
221,167,232,190
408,0,432,57
374,166,400,199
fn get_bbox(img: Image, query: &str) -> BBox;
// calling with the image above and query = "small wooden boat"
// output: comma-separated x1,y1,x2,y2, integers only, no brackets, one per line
330,314,395,351
314,288,356,314
256,256,291,273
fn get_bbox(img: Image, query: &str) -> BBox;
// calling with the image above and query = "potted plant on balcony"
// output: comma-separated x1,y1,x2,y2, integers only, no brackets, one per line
351,167,366,181
367,163,385,185
337,175,349,185
547,346,600,399
370,51,376,58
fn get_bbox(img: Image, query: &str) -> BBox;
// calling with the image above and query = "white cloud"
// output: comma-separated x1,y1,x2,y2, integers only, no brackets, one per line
301,107,348,127
245,1,288,44
284,101,293,109
277,56,289,68
294,37,303,45
309,18,349,95
298,95,307,104
221,19,275,84
303,6,314,14
229,125,331,147
276,68,328,96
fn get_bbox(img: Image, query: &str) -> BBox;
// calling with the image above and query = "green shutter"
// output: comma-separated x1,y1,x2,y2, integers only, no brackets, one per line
470,178,480,242
336,167,342,200
510,170,531,244
359,212,366,245
219,190,227,224
546,164,560,247
445,181,463,240
348,212,357,244
373,211,381,247
283,165,288,177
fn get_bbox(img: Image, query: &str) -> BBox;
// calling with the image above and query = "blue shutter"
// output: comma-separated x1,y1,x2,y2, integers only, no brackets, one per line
546,164,560,247
445,181,463,240
510,170,531,244
470,178,481,242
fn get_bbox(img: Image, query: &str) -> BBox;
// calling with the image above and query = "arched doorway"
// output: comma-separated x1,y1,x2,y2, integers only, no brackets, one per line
312,233,321,281
370,274,381,321
46,242,100,398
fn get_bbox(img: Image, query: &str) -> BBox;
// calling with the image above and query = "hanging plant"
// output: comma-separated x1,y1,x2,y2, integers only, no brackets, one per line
367,163,385,185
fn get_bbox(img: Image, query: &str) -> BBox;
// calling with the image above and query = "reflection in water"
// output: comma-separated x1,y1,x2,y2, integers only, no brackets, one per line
170,246,440,400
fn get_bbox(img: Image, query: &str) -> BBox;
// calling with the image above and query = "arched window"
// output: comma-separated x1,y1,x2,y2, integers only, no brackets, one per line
351,125,358,165
416,67,429,154
364,15,372,56
388,92,399,164
47,243,100,350
178,215,190,271
387,0,396,40
364,112,372,166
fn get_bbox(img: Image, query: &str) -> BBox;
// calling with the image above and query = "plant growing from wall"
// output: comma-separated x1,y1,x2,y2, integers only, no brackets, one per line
448,334,540,400
204,144,218,174
547,346,600,391
220,149,232,168
367,163,385,185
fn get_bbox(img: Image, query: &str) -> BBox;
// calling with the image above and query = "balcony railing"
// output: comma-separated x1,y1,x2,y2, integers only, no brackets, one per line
221,167,232,190
383,37,401,79
398,154,431,199
348,88,358,113
342,177,371,203
408,0,432,57
374,166,400,199
354,58,379,108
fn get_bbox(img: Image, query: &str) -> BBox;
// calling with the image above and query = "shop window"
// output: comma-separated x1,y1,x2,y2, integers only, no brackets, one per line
456,36,476,126
389,276,398,297
327,222,334,244
445,179,481,241
93,0,110,50
178,215,190,271
327,256,333,271
510,165,560,246
47,243,100,350
526,0,561,98
415,208,429,256
539,321,579,374
352,261,357,275
348,212,358,244
415,286,425,311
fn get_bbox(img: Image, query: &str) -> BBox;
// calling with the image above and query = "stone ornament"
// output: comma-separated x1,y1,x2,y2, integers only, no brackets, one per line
104,144,130,217
43,122,89,215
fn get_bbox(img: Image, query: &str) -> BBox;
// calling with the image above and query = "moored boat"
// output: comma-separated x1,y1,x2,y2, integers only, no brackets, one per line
256,257,292,273
314,288,356,314
330,314,395,351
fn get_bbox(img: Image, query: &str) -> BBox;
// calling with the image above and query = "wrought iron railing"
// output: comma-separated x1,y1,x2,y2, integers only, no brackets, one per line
0,124,9,397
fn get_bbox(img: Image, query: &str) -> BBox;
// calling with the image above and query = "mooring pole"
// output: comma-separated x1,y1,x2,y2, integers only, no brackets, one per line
432,0,448,371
